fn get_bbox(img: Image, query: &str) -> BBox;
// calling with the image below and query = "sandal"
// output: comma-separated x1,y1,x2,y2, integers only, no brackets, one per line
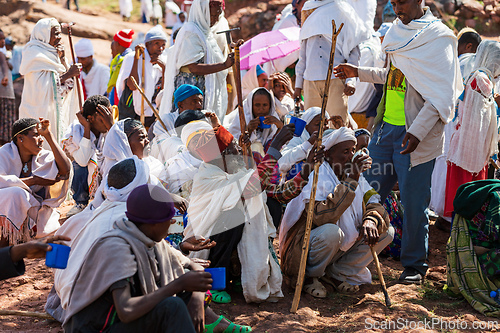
211,290,231,304
204,315,252,333
303,277,327,298
320,276,359,293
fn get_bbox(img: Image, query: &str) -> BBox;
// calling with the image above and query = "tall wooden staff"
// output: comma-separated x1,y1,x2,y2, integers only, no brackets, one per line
63,23,83,110
232,42,248,152
140,49,146,125
290,20,343,314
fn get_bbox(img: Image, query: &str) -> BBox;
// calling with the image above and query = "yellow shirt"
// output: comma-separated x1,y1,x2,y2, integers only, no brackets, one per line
383,64,406,126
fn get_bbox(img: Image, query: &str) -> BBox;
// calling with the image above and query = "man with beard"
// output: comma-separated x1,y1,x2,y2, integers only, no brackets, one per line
116,25,167,127
183,122,322,303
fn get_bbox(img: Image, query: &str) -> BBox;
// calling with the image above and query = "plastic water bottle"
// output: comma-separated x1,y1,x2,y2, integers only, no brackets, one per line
490,290,500,304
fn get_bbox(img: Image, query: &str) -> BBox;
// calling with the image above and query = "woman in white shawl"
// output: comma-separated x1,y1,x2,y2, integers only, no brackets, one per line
228,87,283,158
19,18,81,144
101,118,166,181
278,107,329,175
444,40,500,217
160,0,234,121
0,118,71,245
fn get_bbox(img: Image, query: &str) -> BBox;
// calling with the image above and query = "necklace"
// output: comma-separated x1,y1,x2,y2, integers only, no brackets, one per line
23,162,29,174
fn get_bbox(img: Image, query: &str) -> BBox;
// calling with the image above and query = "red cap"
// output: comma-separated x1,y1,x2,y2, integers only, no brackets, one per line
114,29,135,48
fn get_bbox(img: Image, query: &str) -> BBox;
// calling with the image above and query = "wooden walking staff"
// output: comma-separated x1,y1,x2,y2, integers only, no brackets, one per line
370,246,392,307
130,77,168,132
140,49,146,125
61,22,83,110
290,20,343,314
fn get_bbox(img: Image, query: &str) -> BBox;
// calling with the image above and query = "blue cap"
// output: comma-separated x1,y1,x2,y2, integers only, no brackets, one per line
174,84,203,108
5,36,14,46
491,291,498,298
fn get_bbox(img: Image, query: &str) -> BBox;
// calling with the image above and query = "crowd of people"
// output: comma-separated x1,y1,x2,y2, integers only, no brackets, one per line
1,0,500,330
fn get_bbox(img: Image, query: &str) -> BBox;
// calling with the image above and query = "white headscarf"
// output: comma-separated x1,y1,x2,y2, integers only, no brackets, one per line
447,40,500,173
301,106,328,124
20,18,66,75
228,87,280,145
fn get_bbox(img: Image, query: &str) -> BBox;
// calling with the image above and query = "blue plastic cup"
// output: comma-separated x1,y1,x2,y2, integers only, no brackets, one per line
259,116,271,129
290,116,306,137
205,267,226,290
45,243,71,269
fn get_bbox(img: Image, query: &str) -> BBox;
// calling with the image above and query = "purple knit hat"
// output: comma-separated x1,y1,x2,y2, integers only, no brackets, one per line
126,184,176,224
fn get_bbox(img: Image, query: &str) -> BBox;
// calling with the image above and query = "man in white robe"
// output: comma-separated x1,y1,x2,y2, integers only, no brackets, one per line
61,95,113,216
74,39,110,99
116,25,167,127
184,122,315,303
280,128,393,297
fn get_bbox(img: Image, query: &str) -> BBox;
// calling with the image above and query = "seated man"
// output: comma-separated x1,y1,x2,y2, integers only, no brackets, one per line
50,157,187,322
61,95,114,216
0,118,71,245
155,84,204,138
1,235,69,281
101,118,166,180
280,127,394,298
164,110,219,197
184,122,321,303
64,184,250,332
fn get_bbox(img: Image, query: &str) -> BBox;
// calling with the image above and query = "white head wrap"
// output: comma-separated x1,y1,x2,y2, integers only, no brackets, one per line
301,107,329,124
30,18,60,44
472,40,500,79
180,120,213,146
74,38,94,58
322,127,356,150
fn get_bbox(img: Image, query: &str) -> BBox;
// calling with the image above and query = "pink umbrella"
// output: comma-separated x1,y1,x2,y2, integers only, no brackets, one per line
239,26,300,71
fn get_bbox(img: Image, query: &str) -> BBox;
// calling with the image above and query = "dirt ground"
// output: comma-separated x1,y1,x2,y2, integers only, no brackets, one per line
1,208,499,332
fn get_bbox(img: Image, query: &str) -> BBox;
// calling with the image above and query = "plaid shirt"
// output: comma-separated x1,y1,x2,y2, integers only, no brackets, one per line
243,153,308,204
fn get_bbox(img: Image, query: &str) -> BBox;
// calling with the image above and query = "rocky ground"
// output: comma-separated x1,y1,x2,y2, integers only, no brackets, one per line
0,204,499,332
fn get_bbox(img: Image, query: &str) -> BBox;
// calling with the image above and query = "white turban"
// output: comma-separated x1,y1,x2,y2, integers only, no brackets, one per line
180,120,213,146
322,127,356,150
74,38,94,58
301,107,329,124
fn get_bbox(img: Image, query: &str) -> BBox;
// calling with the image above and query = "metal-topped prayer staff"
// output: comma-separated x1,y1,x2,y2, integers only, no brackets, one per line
290,19,344,314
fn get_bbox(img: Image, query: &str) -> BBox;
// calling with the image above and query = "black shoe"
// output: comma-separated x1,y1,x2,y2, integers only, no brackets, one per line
398,267,423,285
435,217,451,233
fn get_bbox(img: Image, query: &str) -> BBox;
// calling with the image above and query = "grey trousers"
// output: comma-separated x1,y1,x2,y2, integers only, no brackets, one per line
306,223,395,285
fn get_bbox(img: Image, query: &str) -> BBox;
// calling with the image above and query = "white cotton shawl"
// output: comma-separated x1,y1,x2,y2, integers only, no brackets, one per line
54,156,151,310
280,163,378,252
185,162,283,303
227,87,280,144
119,0,133,17
447,40,500,174
382,8,462,124
0,142,70,236
165,151,202,195
459,52,476,81
300,0,370,61
160,0,228,121
19,18,80,143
